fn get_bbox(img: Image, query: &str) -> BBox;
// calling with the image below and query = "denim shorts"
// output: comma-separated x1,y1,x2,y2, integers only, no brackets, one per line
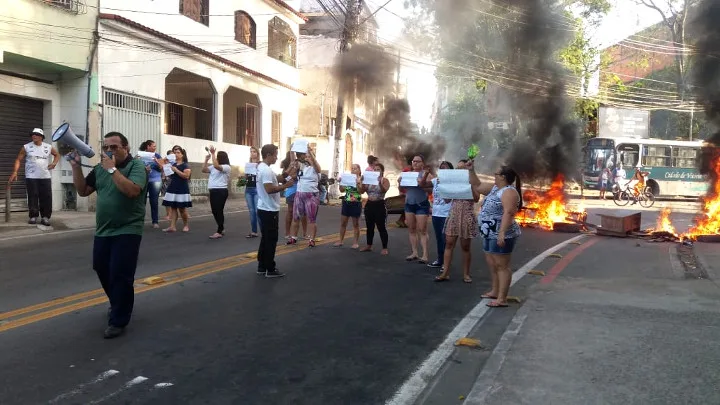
482,237,517,255
341,201,362,218
405,200,431,215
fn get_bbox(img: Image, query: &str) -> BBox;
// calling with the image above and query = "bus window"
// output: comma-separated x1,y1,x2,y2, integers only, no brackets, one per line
617,143,639,169
642,145,671,167
585,145,613,172
672,147,698,168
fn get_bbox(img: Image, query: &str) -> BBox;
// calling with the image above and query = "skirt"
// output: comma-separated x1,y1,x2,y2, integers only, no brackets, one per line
444,200,478,239
162,192,192,208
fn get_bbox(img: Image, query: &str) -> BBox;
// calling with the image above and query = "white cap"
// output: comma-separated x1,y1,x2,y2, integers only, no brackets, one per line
31,128,44,136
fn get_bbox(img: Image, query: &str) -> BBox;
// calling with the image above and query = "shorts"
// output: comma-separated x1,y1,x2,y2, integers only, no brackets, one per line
341,201,362,218
293,191,319,222
286,196,295,206
482,237,517,255
404,200,431,215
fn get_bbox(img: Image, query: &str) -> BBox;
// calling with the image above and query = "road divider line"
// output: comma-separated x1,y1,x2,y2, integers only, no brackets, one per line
385,234,589,405
0,231,361,334
540,238,599,284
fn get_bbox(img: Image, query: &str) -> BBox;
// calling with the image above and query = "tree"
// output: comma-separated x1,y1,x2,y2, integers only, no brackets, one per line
632,0,700,101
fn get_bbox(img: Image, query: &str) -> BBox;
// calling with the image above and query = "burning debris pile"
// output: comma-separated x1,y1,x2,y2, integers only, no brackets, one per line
515,175,587,232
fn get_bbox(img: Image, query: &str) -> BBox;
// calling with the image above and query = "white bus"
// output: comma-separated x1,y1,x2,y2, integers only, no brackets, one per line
582,136,707,197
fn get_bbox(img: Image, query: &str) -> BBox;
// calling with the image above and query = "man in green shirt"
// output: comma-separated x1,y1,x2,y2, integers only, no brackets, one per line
70,131,147,339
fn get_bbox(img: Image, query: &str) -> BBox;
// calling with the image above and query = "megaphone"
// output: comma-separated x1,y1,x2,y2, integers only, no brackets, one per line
52,123,95,158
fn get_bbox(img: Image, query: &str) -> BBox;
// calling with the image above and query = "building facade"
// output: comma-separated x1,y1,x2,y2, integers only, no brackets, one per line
0,0,98,212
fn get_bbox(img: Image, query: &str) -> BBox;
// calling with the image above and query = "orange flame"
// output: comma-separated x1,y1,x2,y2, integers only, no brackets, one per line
683,156,720,240
515,174,585,230
651,208,677,236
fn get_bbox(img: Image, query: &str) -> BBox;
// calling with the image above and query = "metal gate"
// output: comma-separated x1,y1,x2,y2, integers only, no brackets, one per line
102,89,162,152
0,93,44,209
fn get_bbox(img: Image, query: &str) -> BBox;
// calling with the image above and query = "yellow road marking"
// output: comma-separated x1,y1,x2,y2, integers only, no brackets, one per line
0,231,359,333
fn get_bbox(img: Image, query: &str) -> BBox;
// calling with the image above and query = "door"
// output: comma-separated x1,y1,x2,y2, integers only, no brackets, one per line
0,94,44,205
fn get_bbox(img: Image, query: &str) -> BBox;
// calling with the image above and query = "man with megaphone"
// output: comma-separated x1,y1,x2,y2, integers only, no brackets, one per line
8,128,60,226
69,131,148,339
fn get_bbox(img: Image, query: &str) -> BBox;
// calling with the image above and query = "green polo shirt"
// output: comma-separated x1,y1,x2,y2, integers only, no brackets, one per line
85,156,148,237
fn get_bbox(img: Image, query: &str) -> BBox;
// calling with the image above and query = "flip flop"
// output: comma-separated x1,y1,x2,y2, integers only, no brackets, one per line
481,294,498,299
405,255,418,261
486,301,509,308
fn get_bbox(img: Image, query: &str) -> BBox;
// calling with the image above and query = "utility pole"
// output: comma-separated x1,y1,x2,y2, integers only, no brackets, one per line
329,0,363,199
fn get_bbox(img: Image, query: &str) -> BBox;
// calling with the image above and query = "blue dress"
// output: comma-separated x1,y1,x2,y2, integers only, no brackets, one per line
162,163,193,208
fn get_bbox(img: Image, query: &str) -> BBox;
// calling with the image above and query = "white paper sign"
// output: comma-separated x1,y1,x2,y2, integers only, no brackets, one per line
163,163,174,176
340,173,358,187
362,171,380,185
291,140,308,153
137,151,156,165
166,154,176,163
400,172,420,187
245,162,258,175
436,169,473,200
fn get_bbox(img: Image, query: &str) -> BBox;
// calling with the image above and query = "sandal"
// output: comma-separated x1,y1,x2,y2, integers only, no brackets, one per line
463,276,472,284
360,246,372,252
246,233,258,238
418,258,428,265
209,233,223,239
163,227,176,233
434,275,450,282
481,293,498,299
380,249,389,255
405,255,418,262
486,301,509,308
333,242,343,247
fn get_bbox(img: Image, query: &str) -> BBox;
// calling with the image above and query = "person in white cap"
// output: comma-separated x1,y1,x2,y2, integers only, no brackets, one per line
8,128,59,226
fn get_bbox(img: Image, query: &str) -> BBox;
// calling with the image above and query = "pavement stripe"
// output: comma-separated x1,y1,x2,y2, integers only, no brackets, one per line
87,376,149,404
48,369,120,404
0,231,359,334
539,238,599,284
384,234,588,405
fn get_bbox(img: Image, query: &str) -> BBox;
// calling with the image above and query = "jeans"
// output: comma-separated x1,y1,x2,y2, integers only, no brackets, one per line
147,181,161,224
257,209,279,271
319,185,328,204
93,234,142,328
25,178,52,219
245,187,259,233
209,188,229,233
432,216,447,265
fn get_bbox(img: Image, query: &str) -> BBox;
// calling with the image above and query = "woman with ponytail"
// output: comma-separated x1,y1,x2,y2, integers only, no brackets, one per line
468,162,522,308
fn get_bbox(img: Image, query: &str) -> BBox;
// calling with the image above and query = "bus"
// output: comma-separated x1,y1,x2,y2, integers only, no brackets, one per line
582,136,708,198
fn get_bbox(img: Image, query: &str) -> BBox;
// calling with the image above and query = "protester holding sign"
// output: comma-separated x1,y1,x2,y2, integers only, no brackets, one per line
138,140,163,228
359,162,390,255
334,164,362,249
288,143,321,248
419,160,454,269
244,147,261,238
401,155,431,264
202,146,231,239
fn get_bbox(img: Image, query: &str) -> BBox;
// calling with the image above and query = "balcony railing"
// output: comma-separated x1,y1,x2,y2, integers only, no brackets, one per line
36,0,86,14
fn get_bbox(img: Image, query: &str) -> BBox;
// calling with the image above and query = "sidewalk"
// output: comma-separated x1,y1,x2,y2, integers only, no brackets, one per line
421,234,720,405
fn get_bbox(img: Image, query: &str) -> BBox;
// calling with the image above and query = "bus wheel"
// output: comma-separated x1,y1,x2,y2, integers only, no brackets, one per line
647,180,660,197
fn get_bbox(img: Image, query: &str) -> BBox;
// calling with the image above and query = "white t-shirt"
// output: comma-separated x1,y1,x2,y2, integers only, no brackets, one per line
257,162,280,212
208,164,231,189
615,168,626,183
431,178,451,218
296,162,319,193
24,142,52,179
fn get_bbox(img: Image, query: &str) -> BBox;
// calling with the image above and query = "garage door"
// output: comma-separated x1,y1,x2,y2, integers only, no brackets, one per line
0,93,45,201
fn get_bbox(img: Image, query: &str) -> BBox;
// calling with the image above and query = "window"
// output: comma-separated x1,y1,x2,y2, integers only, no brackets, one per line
268,17,297,67
166,104,184,136
642,145,671,167
236,104,258,147
271,111,282,145
617,143,639,170
673,147,698,168
234,11,256,49
179,0,209,26
195,98,213,140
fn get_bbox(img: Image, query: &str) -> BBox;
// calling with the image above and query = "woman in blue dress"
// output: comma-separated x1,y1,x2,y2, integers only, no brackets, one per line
162,146,192,232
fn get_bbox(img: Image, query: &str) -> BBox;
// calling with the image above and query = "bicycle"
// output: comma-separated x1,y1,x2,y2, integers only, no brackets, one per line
612,182,655,208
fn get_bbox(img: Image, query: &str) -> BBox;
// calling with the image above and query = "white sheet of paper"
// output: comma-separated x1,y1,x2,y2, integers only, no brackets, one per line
136,151,156,165
245,162,258,175
340,173,358,187
362,171,379,185
291,140,308,153
163,163,174,176
436,169,473,199
400,173,419,187
166,154,176,163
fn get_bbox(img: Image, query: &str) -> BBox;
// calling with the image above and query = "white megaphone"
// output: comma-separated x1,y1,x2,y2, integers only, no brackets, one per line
52,123,95,158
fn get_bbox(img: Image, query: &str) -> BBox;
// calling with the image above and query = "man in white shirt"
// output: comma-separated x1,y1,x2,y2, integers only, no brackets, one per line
8,128,60,226
256,144,296,278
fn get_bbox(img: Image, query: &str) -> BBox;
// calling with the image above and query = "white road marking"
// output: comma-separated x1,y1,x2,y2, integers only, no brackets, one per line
48,369,120,403
154,382,174,388
384,234,588,405
87,376,149,404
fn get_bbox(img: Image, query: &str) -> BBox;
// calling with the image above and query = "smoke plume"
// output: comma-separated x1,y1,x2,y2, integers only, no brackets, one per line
333,43,396,93
373,98,446,163
691,0,720,178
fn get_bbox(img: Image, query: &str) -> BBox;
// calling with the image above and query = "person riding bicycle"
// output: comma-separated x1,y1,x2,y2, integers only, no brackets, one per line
630,168,650,198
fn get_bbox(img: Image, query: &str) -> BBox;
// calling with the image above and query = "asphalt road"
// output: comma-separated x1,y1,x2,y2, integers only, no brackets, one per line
0,206,575,404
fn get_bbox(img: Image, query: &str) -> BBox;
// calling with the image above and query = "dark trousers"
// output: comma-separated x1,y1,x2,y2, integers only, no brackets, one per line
432,216,447,265
25,178,52,219
257,209,279,271
209,188,229,233
93,234,142,328
364,200,388,248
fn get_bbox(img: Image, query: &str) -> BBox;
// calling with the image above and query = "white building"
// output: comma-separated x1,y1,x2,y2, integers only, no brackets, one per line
97,0,306,188
0,0,98,212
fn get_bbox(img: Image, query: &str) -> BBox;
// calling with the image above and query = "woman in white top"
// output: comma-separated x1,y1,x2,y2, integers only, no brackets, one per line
288,146,322,247
419,160,454,269
202,146,231,239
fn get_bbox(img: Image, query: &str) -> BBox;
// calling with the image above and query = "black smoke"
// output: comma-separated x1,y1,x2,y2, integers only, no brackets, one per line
332,43,396,93
372,98,446,164
502,0,580,181
691,0,720,179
